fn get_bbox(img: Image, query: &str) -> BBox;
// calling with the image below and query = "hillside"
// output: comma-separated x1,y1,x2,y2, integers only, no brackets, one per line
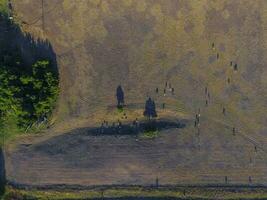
11,0,267,133
3,0,267,194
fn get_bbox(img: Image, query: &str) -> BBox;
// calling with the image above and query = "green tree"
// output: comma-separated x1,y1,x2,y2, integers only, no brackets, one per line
0,58,59,133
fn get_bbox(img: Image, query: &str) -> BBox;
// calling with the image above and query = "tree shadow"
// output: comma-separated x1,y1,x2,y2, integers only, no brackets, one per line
0,148,5,196
66,119,186,137
0,14,58,75
31,118,187,157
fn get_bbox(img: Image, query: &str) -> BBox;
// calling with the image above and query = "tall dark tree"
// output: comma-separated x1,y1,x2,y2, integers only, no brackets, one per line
116,85,124,108
143,97,157,120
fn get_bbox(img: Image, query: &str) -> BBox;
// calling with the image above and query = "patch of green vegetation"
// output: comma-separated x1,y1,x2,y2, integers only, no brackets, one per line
0,0,8,17
140,130,159,139
117,106,124,113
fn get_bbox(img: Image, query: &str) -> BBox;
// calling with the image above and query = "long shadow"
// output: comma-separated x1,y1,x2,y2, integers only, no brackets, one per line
85,119,186,136
32,118,187,155
0,148,5,196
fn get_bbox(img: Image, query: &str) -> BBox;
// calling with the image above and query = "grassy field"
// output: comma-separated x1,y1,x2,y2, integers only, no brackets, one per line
5,186,267,200
2,0,267,199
